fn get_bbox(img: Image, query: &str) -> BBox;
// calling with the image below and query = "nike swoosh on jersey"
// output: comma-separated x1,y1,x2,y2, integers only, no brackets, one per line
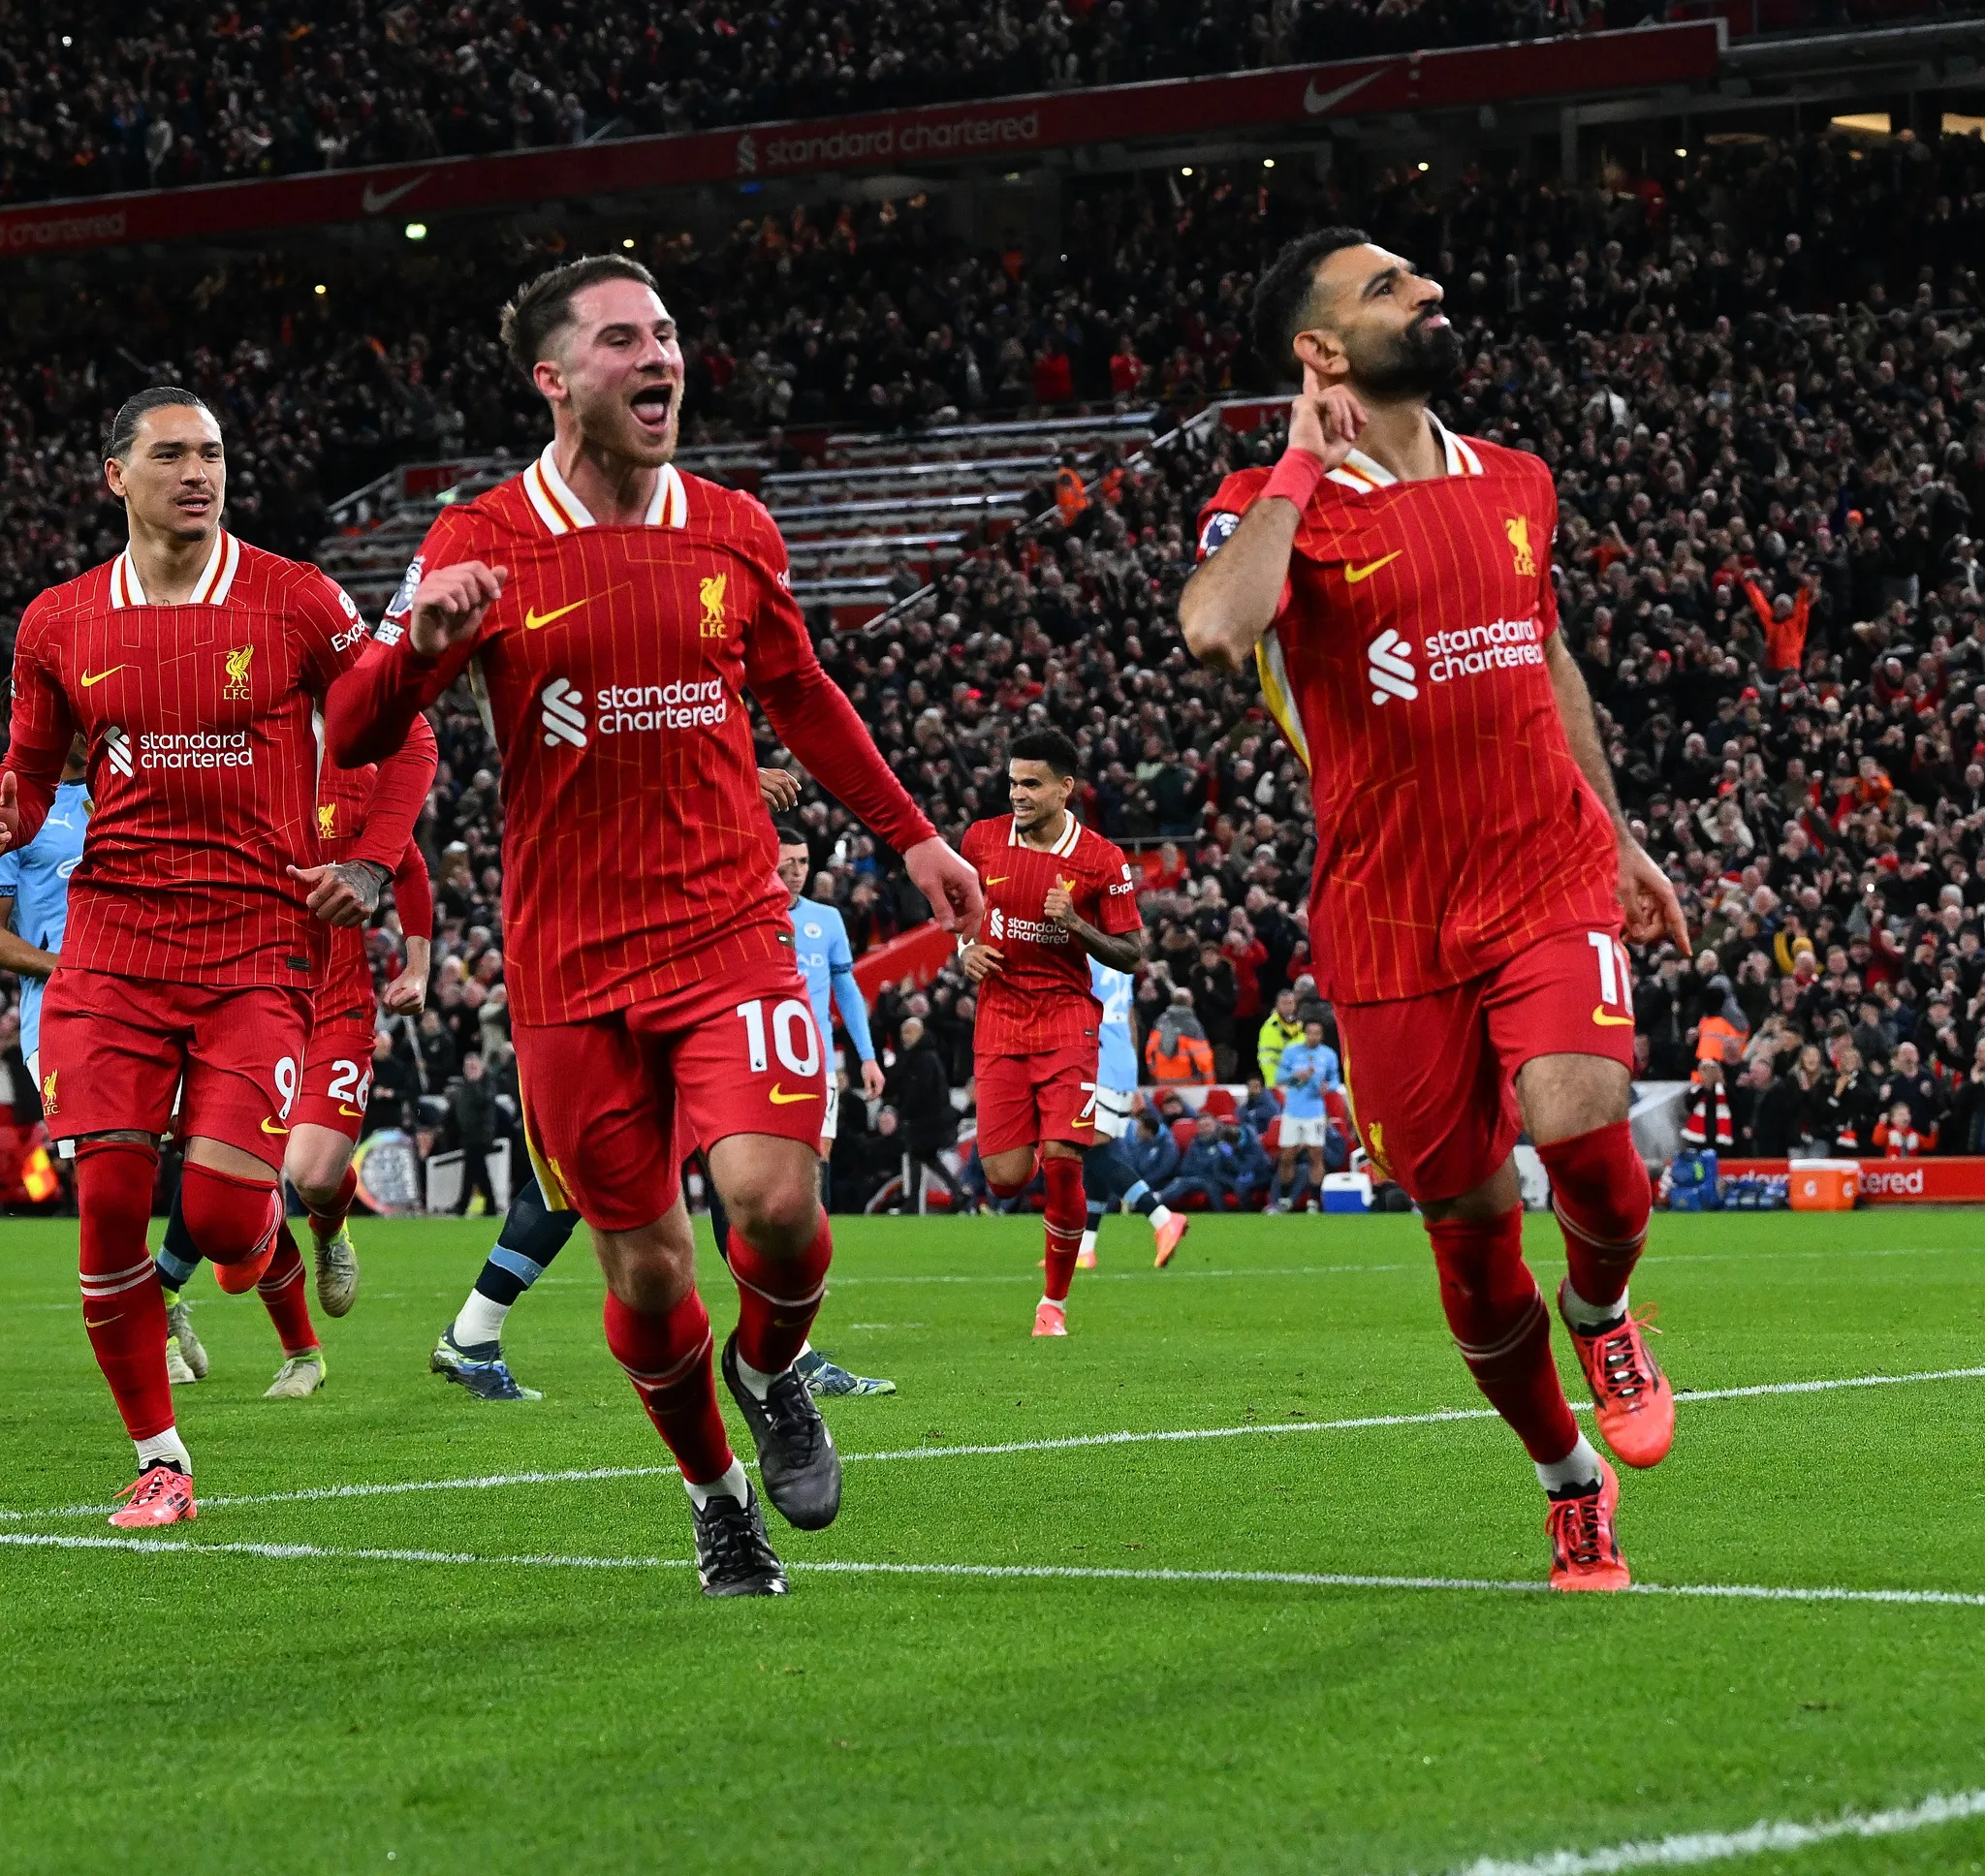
337,1105,365,1117
260,1116,291,1134
1591,1007,1635,1027
1344,552,1402,584
985,876,1011,885
524,598,588,630
769,1084,820,1105
79,666,128,687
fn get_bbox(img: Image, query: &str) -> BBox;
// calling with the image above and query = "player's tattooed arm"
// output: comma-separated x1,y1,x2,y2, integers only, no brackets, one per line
289,859,391,927
1180,376,1366,672
1043,885,1145,973
1544,632,1690,954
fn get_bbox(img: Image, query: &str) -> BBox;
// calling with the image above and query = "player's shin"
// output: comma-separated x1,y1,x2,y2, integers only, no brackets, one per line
602,1289,739,1496
1041,1153,1085,1304
1536,1119,1652,1322
257,1222,320,1357
76,1139,178,1451
304,1165,359,1245
727,1213,832,1388
1426,1209,1584,1474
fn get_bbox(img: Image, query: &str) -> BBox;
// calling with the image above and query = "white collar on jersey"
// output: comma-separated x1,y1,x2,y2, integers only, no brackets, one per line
521,442,687,535
1329,413,1484,494
109,530,240,609
1010,811,1082,859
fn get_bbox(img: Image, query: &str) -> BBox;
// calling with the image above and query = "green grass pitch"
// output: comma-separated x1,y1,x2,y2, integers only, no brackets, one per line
1,1207,1982,1875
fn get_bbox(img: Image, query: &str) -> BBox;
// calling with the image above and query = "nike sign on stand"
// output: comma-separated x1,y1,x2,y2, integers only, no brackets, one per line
361,174,429,215
1302,69,1384,116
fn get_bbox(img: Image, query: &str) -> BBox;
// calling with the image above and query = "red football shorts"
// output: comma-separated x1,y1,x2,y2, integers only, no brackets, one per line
1334,925,1635,1205
295,1016,378,1142
512,955,828,1233
39,968,314,1172
974,1041,1099,1160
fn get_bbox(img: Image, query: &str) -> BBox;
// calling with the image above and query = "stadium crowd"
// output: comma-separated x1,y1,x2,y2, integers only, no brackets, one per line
6,123,1985,1204
0,0,1670,205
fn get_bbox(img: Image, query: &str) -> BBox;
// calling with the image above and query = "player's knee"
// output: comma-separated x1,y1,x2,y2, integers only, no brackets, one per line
726,1174,819,1255
1536,1119,1651,1238
179,1160,279,1265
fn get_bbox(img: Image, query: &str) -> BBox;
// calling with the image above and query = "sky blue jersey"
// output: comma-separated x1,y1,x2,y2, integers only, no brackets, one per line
0,779,88,1058
790,895,874,1063
1091,957,1137,1095
1276,1039,1340,1119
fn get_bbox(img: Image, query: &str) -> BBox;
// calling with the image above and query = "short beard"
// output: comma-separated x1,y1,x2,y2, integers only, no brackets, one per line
1350,315,1462,400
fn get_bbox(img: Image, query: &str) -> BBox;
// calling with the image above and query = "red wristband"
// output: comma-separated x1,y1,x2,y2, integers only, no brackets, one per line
1263,448,1329,511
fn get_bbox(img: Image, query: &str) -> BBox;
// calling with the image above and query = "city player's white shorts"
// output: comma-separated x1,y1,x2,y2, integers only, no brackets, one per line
1280,1113,1332,1148
1093,1083,1134,1142
820,1077,841,1142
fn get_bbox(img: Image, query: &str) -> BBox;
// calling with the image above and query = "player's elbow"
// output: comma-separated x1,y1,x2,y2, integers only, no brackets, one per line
1178,588,1258,672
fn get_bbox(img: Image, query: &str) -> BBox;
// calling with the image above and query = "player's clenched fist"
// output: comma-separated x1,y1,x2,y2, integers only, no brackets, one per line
1287,369,1368,475
409,560,508,659
1042,883,1078,929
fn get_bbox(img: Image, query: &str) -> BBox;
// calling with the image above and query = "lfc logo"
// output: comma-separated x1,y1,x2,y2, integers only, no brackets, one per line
222,644,255,700
698,573,728,639
40,1069,56,1114
1504,516,1536,579
318,803,336,837
1365,1119,1393,1181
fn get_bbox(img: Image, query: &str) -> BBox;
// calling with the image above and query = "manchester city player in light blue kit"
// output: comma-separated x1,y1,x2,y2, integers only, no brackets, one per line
0,735,88,1091
1079,957,1188,1269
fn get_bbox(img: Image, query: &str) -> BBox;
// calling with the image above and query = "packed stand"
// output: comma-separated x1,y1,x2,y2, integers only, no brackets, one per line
0,0,1662,206
7,130,1985,1208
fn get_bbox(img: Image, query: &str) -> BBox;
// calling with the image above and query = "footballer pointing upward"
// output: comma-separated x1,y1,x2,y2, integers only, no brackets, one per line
1180,229,1691,1592
328,256,982,1596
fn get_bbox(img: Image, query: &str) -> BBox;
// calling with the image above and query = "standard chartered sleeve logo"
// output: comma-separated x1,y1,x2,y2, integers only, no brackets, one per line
540,677,589,748
1367,629,1418,705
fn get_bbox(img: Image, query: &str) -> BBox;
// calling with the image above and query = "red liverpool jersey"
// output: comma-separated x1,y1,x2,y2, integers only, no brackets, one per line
327,444,935,1027
961,811,1141,1056
314,756,437,1021
1197,418,1618,1005
3,531,431,987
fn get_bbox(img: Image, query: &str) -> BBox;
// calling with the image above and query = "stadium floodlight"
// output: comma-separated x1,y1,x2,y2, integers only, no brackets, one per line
404,222,427,240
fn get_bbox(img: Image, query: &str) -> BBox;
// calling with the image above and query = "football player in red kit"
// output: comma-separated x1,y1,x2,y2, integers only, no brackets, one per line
961,729,1145,1338
1180,229,1690,1591
328,255,981,1596
0,388,436,1524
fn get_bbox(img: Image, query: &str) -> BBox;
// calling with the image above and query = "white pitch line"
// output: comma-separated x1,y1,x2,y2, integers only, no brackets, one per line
4,1365,1980,1525
3,1530,1983,1611
1451,1787,1985,1875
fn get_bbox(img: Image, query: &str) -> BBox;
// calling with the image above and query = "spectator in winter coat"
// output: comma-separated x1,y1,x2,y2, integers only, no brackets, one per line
1146,988,1214,1084
1126,1111,1182,1190
1158,1113,1238,1211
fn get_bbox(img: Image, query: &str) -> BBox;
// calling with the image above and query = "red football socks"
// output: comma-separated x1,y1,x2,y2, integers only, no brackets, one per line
1041,1154,1086,1302
179,1159,282,1292
306,1165,359,1244
76,1139,174,1442
603,1288,734,1486
258,1222,319,1355
728,1213,832,1378
1427,1208,1579,1465
1537,1120,1652,1312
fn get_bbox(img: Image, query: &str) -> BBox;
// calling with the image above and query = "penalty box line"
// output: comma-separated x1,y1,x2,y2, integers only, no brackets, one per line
2,1364,1981,1526
1451,1786,1985,1875
3,1529,1985,1613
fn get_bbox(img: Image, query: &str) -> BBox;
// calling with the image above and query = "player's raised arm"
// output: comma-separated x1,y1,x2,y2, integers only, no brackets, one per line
326,559,504,767
1180,375,1366,672
1043,883,1144,975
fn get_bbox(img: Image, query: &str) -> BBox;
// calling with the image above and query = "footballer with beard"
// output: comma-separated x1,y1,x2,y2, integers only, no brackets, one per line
1180,229,1691,1593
